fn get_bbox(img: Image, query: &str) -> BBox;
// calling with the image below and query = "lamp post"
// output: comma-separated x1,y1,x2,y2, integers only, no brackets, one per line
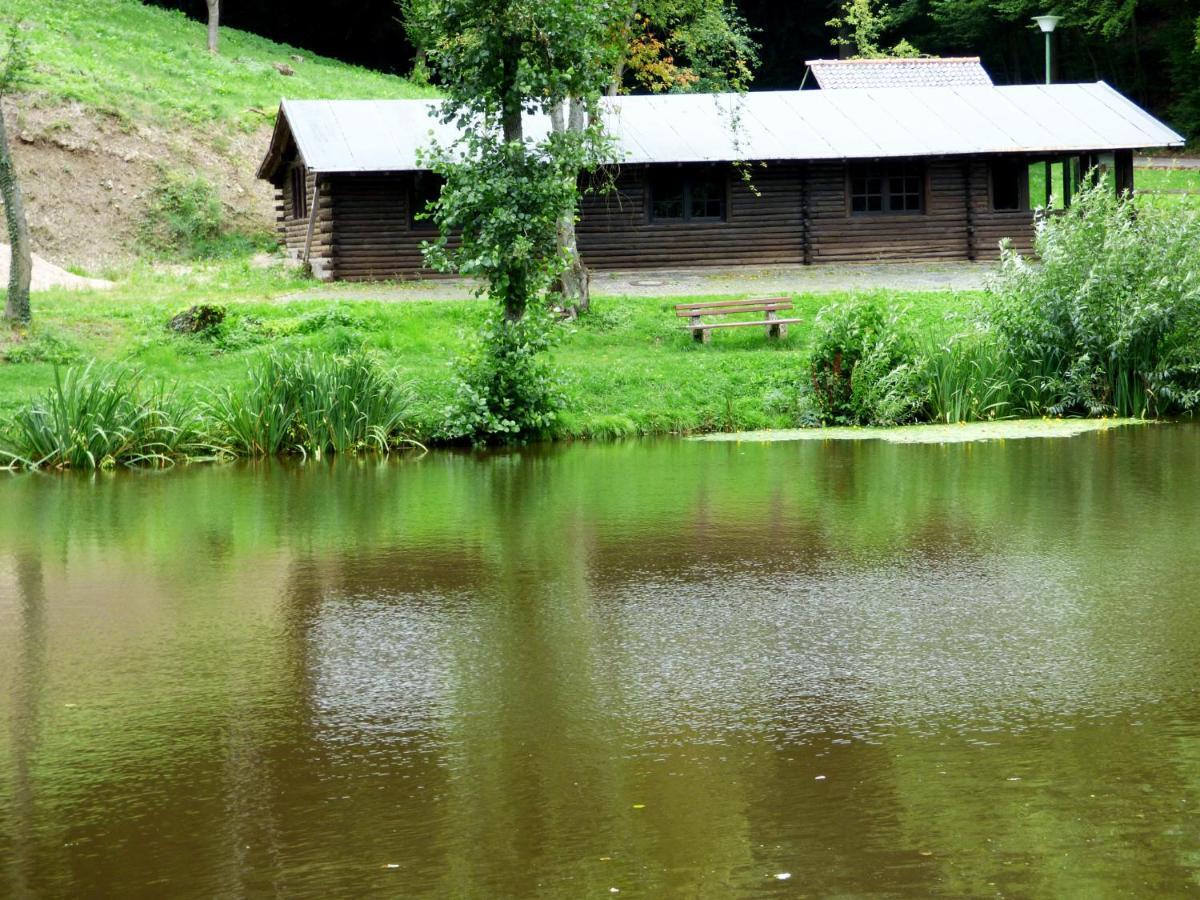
1033,15,1061,85
1033,15,1063,207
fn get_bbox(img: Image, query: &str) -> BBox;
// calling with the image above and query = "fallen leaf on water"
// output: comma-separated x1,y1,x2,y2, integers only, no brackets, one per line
632,804,645,809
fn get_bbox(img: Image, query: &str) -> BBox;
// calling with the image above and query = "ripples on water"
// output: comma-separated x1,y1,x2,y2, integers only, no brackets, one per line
2,426,1200,897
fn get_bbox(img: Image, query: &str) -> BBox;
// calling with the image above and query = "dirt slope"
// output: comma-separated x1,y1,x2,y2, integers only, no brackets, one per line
3,96,276,273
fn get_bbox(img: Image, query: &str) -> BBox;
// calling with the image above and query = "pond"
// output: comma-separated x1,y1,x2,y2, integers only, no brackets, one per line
2,425,1199,896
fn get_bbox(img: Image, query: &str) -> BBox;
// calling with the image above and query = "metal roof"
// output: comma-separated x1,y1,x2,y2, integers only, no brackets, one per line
258,83,1184,179
806,57,993,89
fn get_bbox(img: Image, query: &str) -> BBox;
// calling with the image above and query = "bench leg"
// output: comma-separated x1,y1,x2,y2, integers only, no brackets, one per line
766,323,787,339
698,328,711,344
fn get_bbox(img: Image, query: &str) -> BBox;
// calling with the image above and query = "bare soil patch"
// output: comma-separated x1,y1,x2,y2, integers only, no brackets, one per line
3,95,275,273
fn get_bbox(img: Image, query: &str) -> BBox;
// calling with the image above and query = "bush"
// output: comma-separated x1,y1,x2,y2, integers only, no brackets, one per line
0,364,203,470
984,180,1200,417
205,351,415,458
440,309,566,444
141,172,267,260
805,299,924,426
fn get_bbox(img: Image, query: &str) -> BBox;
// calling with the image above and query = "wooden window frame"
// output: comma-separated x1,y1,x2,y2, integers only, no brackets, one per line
845,161,926,217
988,158,1030,212
410,171,444,231
647,167,729,225
291,165,308,220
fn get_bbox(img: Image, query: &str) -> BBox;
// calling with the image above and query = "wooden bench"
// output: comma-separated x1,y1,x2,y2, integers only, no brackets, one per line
674,297,802,344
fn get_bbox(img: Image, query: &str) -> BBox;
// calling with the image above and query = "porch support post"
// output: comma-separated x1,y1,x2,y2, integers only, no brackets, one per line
302,178,322,265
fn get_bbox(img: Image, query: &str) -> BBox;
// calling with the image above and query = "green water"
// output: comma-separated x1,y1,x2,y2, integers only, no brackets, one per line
2,426,1199,897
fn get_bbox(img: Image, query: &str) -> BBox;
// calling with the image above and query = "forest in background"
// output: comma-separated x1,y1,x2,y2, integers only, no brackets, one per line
143,0,1200,139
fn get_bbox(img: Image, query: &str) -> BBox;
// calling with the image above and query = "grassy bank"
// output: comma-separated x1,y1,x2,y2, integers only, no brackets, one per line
0,259,976,441
8,0,435,130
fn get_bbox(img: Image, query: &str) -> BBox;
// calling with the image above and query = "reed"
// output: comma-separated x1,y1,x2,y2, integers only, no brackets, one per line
0,364,203,470
205,351,416,459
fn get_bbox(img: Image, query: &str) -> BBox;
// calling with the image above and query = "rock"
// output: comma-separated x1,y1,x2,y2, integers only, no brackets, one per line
274,63,295,77
290,54,305,64
169,304,226,334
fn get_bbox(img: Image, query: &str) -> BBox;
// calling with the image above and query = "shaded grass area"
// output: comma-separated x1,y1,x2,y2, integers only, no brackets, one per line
0,259,977,439
7,0,435,130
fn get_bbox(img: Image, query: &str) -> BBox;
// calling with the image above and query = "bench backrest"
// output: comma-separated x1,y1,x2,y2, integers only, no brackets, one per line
674,296,793,318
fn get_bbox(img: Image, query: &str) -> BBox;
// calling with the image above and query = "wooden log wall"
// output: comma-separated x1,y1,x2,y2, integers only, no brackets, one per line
807,158,1030,263
576,164,806,269
274,157,1039,282
277,167,334,279
327,173,454,282
971,158,1036,260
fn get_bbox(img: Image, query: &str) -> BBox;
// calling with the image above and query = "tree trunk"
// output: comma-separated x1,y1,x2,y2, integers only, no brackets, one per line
0,100,32,325
550,99,590,315
500,47,525,322
206,0,220,54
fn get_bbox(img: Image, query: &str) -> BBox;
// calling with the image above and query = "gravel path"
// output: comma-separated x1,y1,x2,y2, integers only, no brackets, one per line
280,261,994,303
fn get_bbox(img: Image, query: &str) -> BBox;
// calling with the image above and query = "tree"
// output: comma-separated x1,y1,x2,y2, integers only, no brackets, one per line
553,0,757,313
612,0,759,95
1,23,32,326
206,0,220,54
403,0,615,322
827,0,920,58
403,0,616,441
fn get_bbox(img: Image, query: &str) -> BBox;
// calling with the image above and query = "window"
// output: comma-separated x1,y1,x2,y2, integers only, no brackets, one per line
410,172,445,230
849,162,923,215
991,159,1027,210
650,169,727,223
291,165,308,219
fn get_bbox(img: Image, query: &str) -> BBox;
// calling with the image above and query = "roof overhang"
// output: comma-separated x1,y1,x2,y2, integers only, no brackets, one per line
256,83,1186,181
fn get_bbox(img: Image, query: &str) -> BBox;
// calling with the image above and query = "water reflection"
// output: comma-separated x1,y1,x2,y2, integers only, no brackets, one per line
1,426,1199,895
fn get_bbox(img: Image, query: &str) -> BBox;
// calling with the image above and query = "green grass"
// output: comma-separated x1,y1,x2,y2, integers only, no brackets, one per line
1026,163,1200,212
0,258,977,439
7,0,436,130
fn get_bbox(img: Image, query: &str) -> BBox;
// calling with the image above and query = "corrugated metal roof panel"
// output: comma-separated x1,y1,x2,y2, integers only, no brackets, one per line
806,57,994,89
267,83,1184,177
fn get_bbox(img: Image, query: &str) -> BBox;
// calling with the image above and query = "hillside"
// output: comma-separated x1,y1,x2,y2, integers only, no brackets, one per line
3,0,434,272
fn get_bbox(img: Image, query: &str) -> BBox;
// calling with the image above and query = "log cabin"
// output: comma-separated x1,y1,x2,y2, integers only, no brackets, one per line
256,82,1183,282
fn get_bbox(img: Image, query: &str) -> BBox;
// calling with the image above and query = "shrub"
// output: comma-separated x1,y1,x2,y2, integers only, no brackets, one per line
205,351,415,459
141,172,224,258
806,299,924,426
984,180,1200,417
0,364,203,470
168,304,226,335
140,172,267,260
440,308,566,444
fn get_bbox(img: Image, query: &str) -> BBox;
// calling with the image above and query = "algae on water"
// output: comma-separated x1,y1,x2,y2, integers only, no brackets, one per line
691,418,1147,445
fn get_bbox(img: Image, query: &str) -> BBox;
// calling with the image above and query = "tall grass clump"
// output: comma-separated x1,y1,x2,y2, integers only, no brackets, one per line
922,332,1028,423
983,179,1200,417
0,364,203,470
206,351,416,458
803,299,924,426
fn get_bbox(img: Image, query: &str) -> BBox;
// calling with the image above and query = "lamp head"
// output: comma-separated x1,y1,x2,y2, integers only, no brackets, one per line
1033,15,1062,33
